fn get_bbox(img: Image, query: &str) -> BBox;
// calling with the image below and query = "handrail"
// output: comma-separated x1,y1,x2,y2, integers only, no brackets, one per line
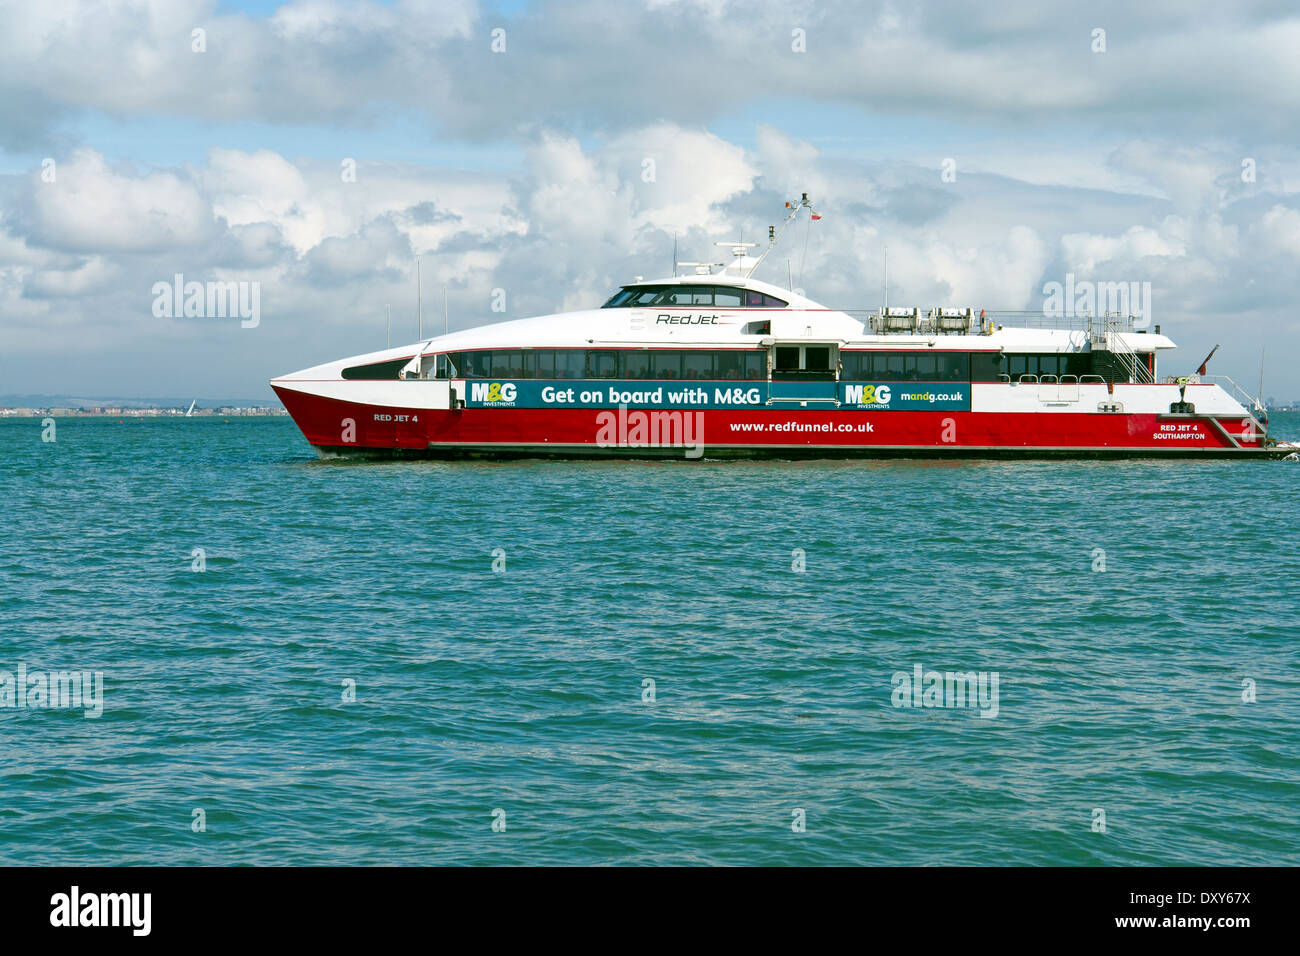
1092,316,1153,384
838,309,1144,335
1204,374,1266,415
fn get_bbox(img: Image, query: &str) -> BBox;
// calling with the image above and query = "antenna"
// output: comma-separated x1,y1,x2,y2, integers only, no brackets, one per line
883,246,888,311
386,304,390,349
416,256,423,340
745,192,816,278
1258,347,1266,411
444,285,449,336
672,232,678,277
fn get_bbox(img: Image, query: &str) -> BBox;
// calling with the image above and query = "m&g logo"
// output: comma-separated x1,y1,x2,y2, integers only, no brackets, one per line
844,384,892,405
470,382,517,404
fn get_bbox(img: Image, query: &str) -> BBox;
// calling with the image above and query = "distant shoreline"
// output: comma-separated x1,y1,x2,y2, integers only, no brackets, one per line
1,409,288,418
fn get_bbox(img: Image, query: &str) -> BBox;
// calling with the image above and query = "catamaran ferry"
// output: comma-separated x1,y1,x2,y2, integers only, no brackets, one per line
272,198,1294,460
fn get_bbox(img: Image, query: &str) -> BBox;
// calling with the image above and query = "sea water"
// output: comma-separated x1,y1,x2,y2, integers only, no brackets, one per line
1,414,1297,865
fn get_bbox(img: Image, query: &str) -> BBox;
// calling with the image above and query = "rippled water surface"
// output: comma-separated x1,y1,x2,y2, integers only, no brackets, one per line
2,414,1298,865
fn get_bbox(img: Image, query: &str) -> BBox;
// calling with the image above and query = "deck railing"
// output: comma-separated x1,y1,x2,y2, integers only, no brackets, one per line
835,309,1143,335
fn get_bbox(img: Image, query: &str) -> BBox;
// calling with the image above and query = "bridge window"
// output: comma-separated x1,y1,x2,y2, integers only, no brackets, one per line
601,288,637,308
600,285,787,308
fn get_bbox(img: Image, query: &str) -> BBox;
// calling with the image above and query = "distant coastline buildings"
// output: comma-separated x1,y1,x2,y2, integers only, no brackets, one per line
0,405,288,417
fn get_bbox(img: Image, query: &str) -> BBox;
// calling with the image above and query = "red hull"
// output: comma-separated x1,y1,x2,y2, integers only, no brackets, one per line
273,385,1276,458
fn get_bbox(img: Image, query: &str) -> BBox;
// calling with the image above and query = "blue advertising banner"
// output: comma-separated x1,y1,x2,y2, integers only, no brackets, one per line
462,379,765,409
460,379,971,411
839,382,970,411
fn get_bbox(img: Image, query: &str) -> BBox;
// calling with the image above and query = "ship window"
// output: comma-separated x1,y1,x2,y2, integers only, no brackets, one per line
587,350,617,378
939,353,969,381
840,351,972,381
491,350,524,377
774,347,801,371
424,353,456,379
805,346,831,371
658,288,696,306
555,350,586,379
621,352,652,379
970,353,1001,382
650,350,683,379
682,351,713,380
715,350,743,380
602,285,787,308
457,351,491,378
999,353,1092,380
601,288,637,308
628,287,667,306
527,350,555,378
341,358,408,380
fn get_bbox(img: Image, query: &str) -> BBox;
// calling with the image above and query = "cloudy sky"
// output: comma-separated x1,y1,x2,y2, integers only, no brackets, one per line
2,0,1299,401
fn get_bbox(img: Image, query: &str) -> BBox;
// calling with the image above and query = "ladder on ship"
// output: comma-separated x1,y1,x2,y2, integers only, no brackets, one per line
1092,315,1153,384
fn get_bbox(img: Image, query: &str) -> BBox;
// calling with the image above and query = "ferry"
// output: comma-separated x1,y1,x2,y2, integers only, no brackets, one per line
272,198,1295,460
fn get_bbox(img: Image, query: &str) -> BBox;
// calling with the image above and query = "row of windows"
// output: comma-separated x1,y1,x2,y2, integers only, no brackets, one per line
446,349,768,381
601,285,788,309
1001,353,1092,379
343,349,1097,384
438,349,975,382
840,351,971,382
